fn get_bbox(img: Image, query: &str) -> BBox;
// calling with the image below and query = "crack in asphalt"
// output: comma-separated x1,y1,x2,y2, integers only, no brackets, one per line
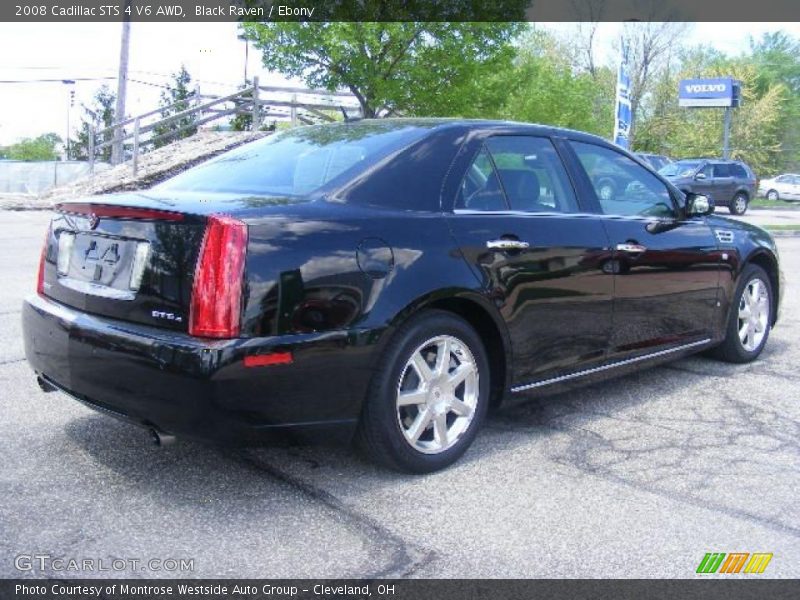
484,360,800,540
229,449,437,578
0,357,25,366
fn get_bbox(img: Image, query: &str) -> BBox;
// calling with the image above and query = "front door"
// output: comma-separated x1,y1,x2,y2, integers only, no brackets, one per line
568,140,721,359
447,135,614,386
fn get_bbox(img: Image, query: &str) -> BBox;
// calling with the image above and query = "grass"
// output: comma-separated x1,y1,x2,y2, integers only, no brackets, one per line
751,197,800,209
763,224,800,231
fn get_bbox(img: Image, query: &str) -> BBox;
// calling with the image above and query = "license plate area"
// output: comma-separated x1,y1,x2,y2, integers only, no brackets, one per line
57,231,150,301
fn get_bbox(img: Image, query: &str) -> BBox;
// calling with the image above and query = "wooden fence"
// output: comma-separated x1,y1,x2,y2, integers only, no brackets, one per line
88,78,361,176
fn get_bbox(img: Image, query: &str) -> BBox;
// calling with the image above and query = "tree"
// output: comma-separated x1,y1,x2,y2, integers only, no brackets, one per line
240,22,525,118
153,65,197,147
749,32,800,172
0,133,62,161
497,30,615,137
622,21,689,147
635,47,787,175
69,84,116,161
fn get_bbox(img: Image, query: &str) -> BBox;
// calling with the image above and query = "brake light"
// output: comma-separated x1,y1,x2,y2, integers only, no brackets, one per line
36,226,51,296
189,215,248,338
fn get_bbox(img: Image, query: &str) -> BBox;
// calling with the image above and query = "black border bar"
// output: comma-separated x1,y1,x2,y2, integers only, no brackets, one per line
2,579,800,600
3,0,800,22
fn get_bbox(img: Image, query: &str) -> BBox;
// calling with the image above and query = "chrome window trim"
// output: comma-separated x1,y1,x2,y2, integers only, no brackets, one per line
510,338,712,393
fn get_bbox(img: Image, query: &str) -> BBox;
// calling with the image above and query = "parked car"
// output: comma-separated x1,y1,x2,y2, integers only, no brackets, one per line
635,152,672,171
758,173,800,202
659,158,757,215
23,119,782,473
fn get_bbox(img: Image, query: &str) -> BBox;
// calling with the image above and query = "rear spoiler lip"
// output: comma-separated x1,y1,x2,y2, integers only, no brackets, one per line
54,202,186,222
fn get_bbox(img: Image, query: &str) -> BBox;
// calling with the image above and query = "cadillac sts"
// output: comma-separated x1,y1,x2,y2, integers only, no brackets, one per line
22,119,782,472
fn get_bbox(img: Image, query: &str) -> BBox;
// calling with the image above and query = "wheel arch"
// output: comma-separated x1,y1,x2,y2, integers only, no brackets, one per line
382,290,513,409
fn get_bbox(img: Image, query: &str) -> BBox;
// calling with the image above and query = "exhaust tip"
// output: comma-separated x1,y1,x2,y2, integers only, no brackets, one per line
36,376,57,393
149,428,176,447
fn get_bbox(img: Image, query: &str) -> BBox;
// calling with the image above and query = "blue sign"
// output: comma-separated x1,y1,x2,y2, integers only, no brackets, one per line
613,37,632,149
678,77,735,107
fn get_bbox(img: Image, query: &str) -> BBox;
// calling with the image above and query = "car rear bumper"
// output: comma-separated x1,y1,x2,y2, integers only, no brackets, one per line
22,294,375,445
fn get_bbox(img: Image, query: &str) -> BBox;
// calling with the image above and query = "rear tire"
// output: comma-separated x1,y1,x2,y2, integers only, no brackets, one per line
356,310,490,473
710,264,772,363
729,193,749,215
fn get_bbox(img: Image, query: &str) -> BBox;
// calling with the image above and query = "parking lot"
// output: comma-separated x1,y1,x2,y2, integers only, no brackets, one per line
1,209,798,579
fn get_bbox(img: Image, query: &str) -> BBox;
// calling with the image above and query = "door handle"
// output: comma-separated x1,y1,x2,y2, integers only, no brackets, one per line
486,239,530,251
616,243,647,254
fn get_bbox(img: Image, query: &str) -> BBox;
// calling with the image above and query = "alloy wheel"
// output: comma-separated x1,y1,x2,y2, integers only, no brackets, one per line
767,190,779,201
395,335,479,455
738,278,770,352
734,195,747,214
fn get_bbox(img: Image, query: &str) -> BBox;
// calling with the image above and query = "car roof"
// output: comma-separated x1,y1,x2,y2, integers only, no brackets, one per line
314,117,614,146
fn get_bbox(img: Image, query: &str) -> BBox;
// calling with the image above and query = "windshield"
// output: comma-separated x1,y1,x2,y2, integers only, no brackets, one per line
659,161,700,178
156,122,432,197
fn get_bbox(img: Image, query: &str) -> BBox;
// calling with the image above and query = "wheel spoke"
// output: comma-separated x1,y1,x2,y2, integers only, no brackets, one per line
433,338,451,377
739,322,749,344
405,409,432,443
433,413,448,448
738,305,751,321
450,398,473,418
411,351,434,383
447,363,473,389
398,389,428,407
749,281,761,305
746,321,757,348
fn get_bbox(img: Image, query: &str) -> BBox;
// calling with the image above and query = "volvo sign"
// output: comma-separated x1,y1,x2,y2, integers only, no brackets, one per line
678,77,741,107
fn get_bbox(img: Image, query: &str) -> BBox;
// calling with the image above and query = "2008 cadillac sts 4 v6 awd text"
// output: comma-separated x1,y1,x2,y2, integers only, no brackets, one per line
23,119,782,473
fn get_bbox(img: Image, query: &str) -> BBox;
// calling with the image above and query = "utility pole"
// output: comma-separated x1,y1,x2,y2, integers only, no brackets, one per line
112,2,131,165
722,107,732,160
62,79,75,160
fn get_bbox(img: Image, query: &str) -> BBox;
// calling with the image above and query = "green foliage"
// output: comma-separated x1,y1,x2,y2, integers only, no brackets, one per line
69,84,116,161
495,30,615,136
0,133,62,161
241,22,524,118
153,65,198,147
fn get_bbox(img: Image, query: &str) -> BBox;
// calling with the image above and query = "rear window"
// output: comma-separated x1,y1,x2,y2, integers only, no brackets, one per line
712,164,731,178
156,123,431,197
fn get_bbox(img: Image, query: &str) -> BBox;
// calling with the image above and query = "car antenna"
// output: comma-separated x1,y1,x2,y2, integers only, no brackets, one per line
340,106,363,123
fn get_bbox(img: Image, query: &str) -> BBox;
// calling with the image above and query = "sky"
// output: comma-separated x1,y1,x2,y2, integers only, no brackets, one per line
1,21,799,146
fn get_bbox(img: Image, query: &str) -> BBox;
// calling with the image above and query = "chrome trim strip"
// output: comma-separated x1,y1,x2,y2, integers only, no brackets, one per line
510,338,712,393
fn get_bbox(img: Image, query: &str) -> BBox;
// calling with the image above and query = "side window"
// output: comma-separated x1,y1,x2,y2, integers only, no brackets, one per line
699,164,714,178
775,175,788,183
484,136,578,213
571,141,676,218
713,163,731,178
730,164,748,179
455,147,508,211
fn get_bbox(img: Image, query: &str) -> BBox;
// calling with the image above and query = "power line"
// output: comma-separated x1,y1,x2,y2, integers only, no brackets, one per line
0,77,116,84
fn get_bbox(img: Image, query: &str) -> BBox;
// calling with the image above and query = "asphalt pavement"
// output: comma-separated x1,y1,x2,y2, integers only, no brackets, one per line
1,210,798,579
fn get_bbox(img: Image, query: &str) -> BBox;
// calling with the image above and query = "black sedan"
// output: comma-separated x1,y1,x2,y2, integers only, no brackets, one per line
23,119,783,473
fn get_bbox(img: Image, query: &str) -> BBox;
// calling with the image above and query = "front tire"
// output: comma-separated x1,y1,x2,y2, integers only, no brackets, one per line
356,310,490,473
710,264,772,363
766,189,779,202
729,192,749,215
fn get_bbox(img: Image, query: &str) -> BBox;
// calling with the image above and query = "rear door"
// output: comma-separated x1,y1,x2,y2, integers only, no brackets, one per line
446,134,613,386
566,140,721,359
712,162,736,204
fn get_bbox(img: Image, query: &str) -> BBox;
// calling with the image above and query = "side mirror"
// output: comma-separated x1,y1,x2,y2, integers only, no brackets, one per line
686,193,714,217
695,172,707,180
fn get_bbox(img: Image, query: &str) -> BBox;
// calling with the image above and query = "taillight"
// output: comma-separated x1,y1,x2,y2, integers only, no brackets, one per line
37,225,51,296
189,215,248,338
